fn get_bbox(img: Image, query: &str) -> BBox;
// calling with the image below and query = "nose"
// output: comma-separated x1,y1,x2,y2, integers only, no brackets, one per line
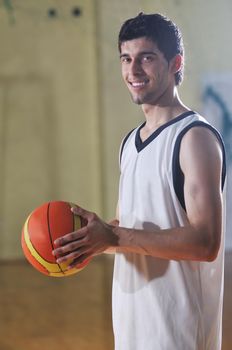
130,59,143,76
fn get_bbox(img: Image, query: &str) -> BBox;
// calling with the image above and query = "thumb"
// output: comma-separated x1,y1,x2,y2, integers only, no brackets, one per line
71,205,91,220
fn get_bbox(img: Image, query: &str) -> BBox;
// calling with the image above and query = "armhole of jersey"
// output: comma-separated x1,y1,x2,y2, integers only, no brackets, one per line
172,121,227,212
119,128,135,166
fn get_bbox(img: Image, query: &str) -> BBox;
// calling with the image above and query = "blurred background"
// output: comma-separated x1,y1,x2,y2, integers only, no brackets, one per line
0,0,231,349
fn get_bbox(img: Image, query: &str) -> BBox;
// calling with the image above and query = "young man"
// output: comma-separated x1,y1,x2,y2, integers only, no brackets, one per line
53,13,226,350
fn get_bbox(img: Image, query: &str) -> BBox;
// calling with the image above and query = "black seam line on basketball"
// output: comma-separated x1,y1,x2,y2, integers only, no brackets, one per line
26,230,54,268
135,110,196,152
47,203,65,275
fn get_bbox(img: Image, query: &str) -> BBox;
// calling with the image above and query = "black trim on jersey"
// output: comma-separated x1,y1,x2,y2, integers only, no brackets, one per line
135,111,195,152
119,128,135,165
172,121,227,212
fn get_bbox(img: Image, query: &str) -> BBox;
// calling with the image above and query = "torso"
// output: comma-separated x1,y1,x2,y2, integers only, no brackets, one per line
113,111,226,350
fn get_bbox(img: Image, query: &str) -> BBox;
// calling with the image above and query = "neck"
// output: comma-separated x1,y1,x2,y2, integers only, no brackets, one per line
141,88,189,129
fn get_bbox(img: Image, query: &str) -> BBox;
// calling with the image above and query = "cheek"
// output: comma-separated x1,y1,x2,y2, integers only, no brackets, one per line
121,70,130,86
122,63,130,72
155,66,169,83
121,67,127,80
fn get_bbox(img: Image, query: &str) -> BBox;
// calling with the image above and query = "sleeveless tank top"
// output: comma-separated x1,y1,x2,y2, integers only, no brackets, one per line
112,111,226,350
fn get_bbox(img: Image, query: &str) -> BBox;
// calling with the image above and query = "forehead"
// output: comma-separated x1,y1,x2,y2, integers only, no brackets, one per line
120,37,161,56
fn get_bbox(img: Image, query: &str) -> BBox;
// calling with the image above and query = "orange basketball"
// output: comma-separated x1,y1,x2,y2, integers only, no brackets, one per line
21,201,90,277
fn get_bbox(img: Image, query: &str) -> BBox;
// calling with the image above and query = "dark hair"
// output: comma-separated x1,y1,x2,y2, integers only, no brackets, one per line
118,13,184,85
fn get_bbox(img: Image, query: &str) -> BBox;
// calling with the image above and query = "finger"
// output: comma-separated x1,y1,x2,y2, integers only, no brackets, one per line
54,226,87,247
71,205,93,221
53,235,88,257
56,246,92,264
68,250,93,269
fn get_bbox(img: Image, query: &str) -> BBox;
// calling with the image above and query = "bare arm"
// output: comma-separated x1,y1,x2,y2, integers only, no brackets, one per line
53,127,224,266
104,203,119,254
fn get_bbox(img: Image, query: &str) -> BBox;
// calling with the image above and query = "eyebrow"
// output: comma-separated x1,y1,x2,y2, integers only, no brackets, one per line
119,51,157,59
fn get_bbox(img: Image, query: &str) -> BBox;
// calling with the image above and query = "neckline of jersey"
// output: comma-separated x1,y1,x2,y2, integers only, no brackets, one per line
135,110,196,152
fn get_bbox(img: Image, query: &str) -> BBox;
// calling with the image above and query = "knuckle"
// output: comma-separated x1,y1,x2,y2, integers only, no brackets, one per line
84,234,90,243
57,237,65,245
90,212,96,221
78,208,84,216
54,248,62,257
77,254,87,264
69,242,77,251
71,251,80,259
69,232,76,241
82,226,88,235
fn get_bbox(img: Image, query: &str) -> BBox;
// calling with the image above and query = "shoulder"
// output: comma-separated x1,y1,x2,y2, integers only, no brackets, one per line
180,123,224,159
173,117,226,172
173,114,225,159
172,119,226,210
179,125,224,184
181,125,222,149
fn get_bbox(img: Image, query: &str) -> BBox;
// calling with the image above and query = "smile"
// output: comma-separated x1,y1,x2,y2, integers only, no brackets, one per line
129,80,149,88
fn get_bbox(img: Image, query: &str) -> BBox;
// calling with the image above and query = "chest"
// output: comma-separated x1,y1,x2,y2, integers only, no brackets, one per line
121,131,173,182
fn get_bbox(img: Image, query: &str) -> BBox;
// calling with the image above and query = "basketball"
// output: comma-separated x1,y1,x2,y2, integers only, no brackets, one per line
21,201,90,277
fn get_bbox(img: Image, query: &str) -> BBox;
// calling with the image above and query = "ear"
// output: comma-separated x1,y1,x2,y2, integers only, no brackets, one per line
170,54,183,74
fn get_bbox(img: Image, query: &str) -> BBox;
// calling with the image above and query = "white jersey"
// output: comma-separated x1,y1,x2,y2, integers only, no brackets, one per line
112,111,226,350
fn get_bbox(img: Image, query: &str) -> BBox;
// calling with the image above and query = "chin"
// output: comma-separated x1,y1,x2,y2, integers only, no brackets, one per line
131,94,144,105
133,98,143,105
131,91,155,105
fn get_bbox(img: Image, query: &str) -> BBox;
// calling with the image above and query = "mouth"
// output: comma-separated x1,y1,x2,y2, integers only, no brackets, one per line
128,79,149,89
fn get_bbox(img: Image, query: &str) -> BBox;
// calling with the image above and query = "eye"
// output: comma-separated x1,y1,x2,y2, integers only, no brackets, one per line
120,56,131,64
142,55,154,62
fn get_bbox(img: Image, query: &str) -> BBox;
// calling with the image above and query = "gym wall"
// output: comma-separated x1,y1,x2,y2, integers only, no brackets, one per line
0,0,231,259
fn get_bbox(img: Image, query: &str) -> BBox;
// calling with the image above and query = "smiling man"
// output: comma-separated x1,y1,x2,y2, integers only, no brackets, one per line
120,38,180,106
53,13,226,350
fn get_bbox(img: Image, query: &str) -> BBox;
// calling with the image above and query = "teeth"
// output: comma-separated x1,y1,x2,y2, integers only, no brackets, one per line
131,81,147,87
